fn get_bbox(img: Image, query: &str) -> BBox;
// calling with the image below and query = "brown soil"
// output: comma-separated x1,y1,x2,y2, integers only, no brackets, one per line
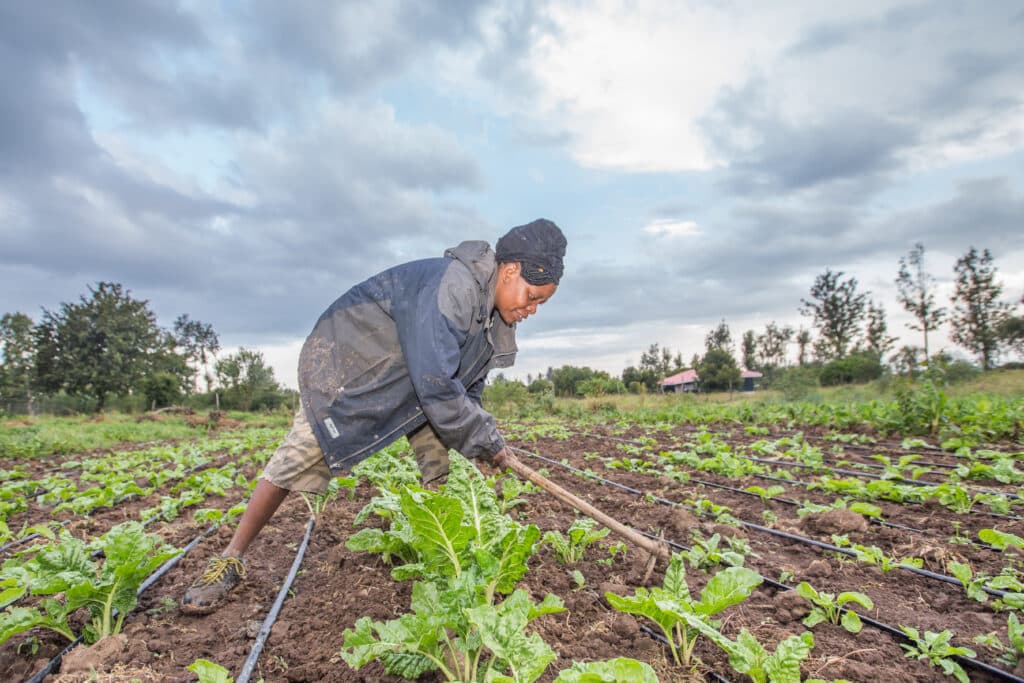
0,422,1020,682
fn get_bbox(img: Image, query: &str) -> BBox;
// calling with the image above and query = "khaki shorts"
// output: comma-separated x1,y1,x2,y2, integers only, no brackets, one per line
260,409,449,494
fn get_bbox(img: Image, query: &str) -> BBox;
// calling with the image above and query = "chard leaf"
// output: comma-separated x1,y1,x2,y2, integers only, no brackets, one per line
0,578,25,609
484,525,541,596
0,603,75,644
763,631,814,683
528,593,567,620
979,528,1024,551
445,453,504,547
663,554,690,602
837,592,874,610
605,588,678,643
726,628,769,681
840,610,863,633
802,609,828,628
186,658,234,683
470,590,558,683
552,657,659,682
696,566,762,615
400,490,471,578
391,563,426,582
16,531,95,595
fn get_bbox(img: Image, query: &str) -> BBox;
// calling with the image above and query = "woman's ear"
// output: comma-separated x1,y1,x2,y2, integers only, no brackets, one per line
501,262,521,281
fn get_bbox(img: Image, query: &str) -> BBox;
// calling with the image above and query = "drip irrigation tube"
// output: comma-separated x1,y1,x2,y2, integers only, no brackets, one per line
516,448,1024,683
22,520,223,683
512,447,1015,598
574,430,1023,521
235,515,316,683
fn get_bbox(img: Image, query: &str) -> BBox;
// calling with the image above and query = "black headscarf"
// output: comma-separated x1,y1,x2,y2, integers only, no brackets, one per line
495,218,567,285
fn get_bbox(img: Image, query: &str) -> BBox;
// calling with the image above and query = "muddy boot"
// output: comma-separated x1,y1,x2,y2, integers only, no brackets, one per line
409,422,449,488
181,555,246,615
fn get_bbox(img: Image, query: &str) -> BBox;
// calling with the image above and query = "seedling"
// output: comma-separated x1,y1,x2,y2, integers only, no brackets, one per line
553,657,658,682
795,582,873,634
605,556,762,667
188,658,234,683
899,626,975,683
543,518,610,566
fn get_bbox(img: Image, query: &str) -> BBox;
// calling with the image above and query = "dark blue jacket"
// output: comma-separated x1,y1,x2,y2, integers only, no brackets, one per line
297,241,517,472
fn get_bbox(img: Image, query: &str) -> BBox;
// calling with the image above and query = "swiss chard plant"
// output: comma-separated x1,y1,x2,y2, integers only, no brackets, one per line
0,521,179,645
552,657,658,682
681,617,814,683
342,453,566,682
543,518,610,566
605,554,762,667
899,626,975,683
795,582,873,634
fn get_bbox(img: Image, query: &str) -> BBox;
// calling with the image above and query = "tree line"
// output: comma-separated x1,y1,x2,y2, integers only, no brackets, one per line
0,282,291,414
510,244,1023,398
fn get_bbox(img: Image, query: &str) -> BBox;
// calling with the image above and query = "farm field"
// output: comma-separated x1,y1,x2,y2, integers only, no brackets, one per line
0,394,1022,683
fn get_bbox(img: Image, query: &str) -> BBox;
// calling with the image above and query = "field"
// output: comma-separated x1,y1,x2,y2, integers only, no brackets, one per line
0,389,1023,683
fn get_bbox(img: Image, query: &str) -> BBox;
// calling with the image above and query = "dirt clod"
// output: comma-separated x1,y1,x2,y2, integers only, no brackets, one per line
773,589,811,623
799,508,868,536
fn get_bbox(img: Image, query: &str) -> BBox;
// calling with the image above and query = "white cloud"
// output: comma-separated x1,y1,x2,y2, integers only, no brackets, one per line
643,219,700,238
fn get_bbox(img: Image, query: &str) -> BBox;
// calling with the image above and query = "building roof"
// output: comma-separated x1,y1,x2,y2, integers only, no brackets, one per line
741,370,763,379
661,369,699,385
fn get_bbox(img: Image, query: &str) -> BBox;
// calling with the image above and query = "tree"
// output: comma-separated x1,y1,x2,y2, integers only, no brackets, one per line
215,347,281,410
795,328,812,367
799,269,868,361
862,301,896,359
625,343,685,392
757,321,794,370
892,345,922,378
705,320,733,354
997,292,1024,358
0,312,37,411
950,247,1011,370
174,314,220,393
895,243,946,359
741,330,758,371
34,282,165,411
697,349,741,392
549,365,607,398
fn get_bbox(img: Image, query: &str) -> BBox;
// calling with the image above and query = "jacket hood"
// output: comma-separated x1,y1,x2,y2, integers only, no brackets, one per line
444,240,498,313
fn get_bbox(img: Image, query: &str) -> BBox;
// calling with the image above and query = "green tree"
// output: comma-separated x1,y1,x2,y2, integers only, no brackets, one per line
624,343,684,392
698,348,741,392
892,345,922,377
34,282,164,411
950,247,1011,370
173,314,220,393
757,321,794,371
996,293,1023,359
895,243,946,359
799,269,868,361
741,330,758,371
215,347,281,410
705,320,733,354
0,312,37,412
861,301,896,359
795,328,812,367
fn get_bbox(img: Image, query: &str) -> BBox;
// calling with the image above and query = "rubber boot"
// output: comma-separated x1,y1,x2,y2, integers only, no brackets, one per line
409,422,450,488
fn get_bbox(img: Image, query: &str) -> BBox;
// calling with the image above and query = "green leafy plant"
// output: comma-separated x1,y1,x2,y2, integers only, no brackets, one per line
682,618,814,683
850,543,922,573
605,555,762,667
745,485,785,503
899,626,975,683
979,528,1024,552
543,518,610,566
595,541,627,567
948,561,990,604
795,582,873,634
552,657,659,682
0,522,179,644
187,658,234,683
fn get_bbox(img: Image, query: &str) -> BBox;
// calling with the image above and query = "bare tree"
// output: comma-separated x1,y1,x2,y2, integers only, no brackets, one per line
895,243,946,359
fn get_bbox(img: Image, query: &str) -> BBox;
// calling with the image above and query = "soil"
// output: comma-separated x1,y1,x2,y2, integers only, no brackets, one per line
0,420,1021,682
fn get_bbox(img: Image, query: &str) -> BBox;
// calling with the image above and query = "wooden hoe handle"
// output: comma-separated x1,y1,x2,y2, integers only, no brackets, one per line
494,449,670,560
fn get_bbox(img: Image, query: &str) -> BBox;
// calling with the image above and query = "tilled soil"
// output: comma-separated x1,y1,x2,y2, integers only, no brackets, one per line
1,423,1021,682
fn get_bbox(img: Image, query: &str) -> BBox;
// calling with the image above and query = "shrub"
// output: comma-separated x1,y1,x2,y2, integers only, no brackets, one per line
819,353,883,386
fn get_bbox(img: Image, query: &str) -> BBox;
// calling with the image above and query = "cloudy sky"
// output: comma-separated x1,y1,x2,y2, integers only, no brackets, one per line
2,1,1022,388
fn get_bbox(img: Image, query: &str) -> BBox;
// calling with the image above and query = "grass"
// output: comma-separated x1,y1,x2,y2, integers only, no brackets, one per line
0,409,294,458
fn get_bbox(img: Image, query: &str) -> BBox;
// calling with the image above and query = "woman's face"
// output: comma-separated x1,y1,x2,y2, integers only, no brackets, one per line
493,262,557,325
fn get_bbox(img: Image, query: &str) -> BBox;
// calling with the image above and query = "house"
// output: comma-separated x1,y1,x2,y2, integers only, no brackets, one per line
660,369,699,393
741,369,763,392
660,368,764,393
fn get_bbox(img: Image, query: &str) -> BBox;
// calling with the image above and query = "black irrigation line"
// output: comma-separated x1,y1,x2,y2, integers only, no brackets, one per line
589,429,1022,501
236,515,316,683
22,520,222,683
578,430,1024,521
511,447,1024,683
512,447,1016,598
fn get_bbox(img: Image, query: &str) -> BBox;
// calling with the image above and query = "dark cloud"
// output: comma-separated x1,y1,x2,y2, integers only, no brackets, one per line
786,4,931,56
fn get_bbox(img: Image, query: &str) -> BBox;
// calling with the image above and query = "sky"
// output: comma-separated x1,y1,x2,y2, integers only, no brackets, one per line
2,1,1023,389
